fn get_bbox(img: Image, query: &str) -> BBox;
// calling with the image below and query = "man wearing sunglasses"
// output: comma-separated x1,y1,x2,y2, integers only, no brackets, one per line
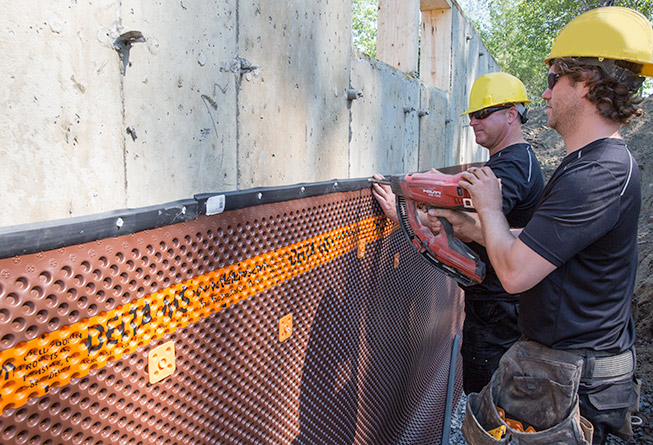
455,72,544,397
373,72,544,396
446,7,652,444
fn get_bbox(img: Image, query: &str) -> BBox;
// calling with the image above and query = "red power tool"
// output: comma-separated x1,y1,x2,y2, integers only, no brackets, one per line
371,170,486,286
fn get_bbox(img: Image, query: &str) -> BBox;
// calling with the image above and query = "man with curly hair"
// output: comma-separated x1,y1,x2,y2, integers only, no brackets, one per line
436,6,653,444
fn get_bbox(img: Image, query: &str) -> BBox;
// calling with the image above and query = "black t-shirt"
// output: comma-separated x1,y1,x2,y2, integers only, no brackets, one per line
518,138,640,353
463,143,544,300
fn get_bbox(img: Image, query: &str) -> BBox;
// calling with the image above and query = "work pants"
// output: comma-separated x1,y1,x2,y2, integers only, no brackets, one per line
575,348,640,444
461,299,521,394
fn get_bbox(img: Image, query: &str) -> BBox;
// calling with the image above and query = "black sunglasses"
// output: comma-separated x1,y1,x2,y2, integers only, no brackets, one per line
469,105,512,121
547,72,563,90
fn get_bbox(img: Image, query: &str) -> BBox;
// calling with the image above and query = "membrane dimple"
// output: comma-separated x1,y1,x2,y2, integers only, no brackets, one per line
0,190,461,443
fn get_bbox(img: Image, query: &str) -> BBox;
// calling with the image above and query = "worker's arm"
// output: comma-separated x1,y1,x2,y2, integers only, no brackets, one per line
372,173,431,228
459,167,556,293
427,209,481,244
371,173,400,225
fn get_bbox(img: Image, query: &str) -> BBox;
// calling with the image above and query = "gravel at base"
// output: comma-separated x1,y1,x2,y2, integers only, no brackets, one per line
448,394,467,443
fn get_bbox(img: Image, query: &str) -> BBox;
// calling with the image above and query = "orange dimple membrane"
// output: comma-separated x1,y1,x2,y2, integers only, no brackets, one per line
0,215,394,413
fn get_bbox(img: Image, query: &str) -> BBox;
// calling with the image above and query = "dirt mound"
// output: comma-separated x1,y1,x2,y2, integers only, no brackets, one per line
621,98,653,342
523,96,653,440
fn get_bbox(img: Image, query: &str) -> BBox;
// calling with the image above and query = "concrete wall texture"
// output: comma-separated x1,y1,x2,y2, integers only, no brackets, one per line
0,0,498,228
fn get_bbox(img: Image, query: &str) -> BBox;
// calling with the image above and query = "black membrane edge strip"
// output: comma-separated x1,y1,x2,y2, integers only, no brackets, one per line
0,178,371,259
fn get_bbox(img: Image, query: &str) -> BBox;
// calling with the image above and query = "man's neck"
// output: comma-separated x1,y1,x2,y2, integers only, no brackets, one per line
562,111,622,154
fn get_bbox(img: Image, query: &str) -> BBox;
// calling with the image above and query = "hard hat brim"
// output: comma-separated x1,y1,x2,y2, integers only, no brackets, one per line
460,101,530,117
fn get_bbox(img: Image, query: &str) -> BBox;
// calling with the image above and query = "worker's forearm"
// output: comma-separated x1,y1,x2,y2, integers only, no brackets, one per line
478,208,520,281
459,213,484,245
510,228,523,237
463,218,522,247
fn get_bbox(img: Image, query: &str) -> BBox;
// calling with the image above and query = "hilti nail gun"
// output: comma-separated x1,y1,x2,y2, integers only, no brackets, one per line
371,170,486,286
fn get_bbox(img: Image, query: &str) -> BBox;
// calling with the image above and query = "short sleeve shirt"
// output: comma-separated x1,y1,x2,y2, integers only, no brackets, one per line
518,138,640,353
463,143,544,299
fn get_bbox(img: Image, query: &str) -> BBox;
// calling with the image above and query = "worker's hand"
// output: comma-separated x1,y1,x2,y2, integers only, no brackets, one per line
427,209,475,243
460,167,503,217
371,173,399,225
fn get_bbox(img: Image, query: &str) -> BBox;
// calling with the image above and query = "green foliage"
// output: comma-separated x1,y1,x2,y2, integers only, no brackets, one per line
352,1,653,100
352,0,378,57
475,0,653,105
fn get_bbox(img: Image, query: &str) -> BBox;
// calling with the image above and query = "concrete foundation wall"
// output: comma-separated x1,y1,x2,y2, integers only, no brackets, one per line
418,85,450,170
1,2,125,225
237,1,352,187
0,0,498,228
121,0,239,207
349,53,421,177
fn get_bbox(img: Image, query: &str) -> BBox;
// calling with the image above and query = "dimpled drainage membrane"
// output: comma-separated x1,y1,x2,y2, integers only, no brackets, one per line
0,189,464,444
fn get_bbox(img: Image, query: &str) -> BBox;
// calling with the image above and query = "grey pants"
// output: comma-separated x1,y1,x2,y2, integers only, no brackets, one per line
462,340,594,444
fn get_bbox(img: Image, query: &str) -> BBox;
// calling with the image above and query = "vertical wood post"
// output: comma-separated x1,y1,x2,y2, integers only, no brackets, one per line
376,0,420,73
420,6,452,89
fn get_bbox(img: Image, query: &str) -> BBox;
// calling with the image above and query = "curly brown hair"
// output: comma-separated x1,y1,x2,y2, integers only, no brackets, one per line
550,57,645,125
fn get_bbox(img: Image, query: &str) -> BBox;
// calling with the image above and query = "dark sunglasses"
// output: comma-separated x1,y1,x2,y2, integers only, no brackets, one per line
468,105,512,121
547,72,563,90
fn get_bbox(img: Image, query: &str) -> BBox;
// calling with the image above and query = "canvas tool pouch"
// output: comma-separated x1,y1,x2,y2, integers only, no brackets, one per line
462,340,594,444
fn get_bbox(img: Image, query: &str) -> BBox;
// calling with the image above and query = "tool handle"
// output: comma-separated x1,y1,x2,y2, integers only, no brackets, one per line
402,198,485,284
436,217,471,260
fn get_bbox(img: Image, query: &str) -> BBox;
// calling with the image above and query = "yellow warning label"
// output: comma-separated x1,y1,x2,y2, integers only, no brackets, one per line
0,215,395,413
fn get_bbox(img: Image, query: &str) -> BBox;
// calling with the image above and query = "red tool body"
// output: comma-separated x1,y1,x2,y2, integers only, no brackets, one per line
375,171,486,286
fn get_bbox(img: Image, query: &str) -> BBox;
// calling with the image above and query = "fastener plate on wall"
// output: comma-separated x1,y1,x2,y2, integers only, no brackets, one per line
279,314,293,342
148,340,176,384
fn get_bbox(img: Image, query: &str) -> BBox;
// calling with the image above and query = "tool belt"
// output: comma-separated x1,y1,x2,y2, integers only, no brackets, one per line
462,340,594,444
573,346,640,439
572,347,635,379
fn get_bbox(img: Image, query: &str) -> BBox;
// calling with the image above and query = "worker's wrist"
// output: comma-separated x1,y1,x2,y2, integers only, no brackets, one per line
476,205,503,221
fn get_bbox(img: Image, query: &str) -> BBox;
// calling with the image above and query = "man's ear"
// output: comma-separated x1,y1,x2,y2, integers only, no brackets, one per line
507,107,520,124
577,81,591,99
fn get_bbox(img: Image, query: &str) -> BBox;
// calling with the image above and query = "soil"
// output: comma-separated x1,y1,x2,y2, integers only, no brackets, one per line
522,96,653,443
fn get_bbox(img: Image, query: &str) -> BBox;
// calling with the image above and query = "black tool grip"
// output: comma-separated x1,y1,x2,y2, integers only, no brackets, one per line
395,195,485,285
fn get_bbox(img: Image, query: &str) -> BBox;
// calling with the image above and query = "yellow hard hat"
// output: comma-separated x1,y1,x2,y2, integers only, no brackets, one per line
461,72,530,115
545,7,653,77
